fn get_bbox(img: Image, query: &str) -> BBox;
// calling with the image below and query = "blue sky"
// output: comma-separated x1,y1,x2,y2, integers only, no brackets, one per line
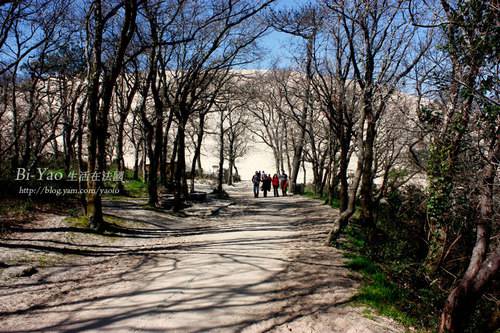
254,30,300,69
251,0,314,69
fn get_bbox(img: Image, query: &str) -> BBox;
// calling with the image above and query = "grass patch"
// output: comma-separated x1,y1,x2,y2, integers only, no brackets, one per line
101,179,147,200
0,199,35,216
345,255,378,274
303,189,340,209
63,216,88,228
124,180,147,197
341,222,431,330
104,214,145,228
0,199,36,232
347,254,419,328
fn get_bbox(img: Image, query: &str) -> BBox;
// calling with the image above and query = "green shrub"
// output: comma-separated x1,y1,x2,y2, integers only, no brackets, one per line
124,180,147,197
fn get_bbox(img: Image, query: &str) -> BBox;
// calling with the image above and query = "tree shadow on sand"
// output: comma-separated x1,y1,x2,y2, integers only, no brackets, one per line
0,195,361,332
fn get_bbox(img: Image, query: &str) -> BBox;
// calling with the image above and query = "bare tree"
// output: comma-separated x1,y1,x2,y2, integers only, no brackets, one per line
84,0,139,230
325,0,431,231
268,3,322,192
225,99,250,185
162,0,275,210
247,70,291,175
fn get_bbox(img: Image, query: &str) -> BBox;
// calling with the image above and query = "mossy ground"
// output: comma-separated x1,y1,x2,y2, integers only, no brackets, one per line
303,189,340,209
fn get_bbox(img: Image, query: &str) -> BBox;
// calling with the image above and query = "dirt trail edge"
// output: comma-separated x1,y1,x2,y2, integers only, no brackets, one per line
0,184,403,333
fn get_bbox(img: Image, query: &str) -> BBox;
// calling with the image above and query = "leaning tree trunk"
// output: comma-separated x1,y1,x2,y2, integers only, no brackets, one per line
325,155,363,245
326,112,365,245
439,133,499,333
234,164,239,180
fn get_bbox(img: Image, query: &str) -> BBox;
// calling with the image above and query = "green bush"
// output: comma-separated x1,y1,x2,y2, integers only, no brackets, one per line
124,180,147,197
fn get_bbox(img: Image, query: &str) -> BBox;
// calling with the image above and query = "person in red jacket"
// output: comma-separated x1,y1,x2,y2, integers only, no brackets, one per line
272,174,279,197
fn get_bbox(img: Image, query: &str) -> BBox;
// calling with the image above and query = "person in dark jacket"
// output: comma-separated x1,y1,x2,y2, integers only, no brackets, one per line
262,173,272,197
272,174,279,197
252,171,260,198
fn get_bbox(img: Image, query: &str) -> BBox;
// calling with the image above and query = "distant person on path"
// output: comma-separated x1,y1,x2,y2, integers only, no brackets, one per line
262,173,271,197
280,172,288,196
252,171,260,198
272,174,279,197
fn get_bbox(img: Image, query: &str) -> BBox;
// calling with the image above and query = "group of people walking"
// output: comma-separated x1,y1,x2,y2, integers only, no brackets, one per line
251,171,288,198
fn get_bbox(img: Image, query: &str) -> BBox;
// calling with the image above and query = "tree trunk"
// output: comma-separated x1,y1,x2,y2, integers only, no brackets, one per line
227,131,234,186
86,0,137,231
439,133,499,333
234,164,239,179
61,79,73,177
141,137,148,181
216,110,225,193
146,95,163,206
133,144,140,180
228,157,234,186
173,119,187,211
190,113,206,193
284,123,292,175
147,141,158,206
424,62,479,273
116,114,126,192
290,35,314,192
359,90,376,229
274,147,280,176
326,113,365,245
10,63,20,174
338,135,350,211
160,108,174,186
160,129,168,186
76,96,87,214
86,0,104,231
22,83,37,169
168,129,179,187
302,159,306,186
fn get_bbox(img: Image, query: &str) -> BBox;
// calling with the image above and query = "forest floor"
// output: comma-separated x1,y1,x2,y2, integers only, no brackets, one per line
0,182,404,332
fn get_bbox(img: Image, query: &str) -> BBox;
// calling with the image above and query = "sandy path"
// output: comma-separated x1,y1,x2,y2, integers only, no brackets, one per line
1,184,403,333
